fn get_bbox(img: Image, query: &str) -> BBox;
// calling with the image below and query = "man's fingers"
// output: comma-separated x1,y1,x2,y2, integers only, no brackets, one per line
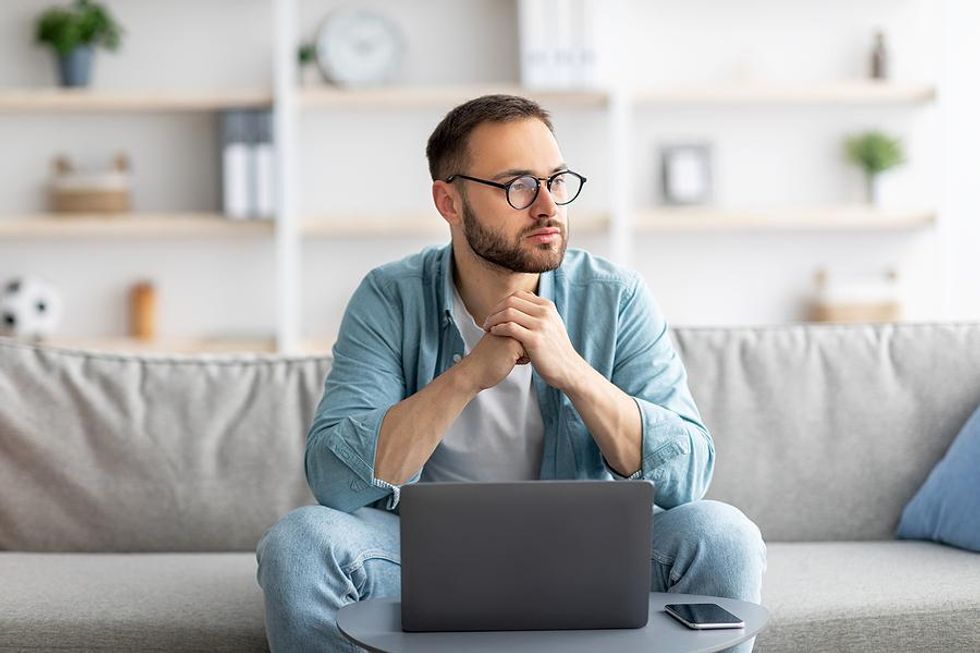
489,321,534,346
484,306,538,331
486,293,547,320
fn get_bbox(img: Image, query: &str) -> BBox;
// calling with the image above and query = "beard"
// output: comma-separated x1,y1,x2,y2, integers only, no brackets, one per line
460,199,567,274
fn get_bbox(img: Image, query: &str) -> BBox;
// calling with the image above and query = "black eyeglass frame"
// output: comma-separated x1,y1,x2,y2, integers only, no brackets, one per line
445,170,587,210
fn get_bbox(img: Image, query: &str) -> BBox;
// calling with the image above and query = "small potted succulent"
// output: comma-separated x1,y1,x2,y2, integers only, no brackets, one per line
35,0,124,87
845,130,905,206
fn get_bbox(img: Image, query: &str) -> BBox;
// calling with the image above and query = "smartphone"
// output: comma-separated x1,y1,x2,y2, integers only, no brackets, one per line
664,603,745,629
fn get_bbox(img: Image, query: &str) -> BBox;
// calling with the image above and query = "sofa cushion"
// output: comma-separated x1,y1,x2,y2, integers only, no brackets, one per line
0,339,322,552
896,402,980,552
674,323,980,542
757,541,980,652
0,552,268,652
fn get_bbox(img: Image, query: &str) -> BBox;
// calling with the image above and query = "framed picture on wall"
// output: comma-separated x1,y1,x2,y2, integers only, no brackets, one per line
660,144,713,205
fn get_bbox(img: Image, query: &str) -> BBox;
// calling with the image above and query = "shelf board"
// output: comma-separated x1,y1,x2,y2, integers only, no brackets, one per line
634,81,936,106
33,336,278,354
634,207,937,232
300,212,610,237
298,85,609,109
0,88,273,112
299,338,337,355
0,213,275,238
0,82,930,112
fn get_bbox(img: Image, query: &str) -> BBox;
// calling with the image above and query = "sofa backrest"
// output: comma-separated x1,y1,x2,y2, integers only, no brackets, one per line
3,323,980,551
0,340,322,552
676,323,980,542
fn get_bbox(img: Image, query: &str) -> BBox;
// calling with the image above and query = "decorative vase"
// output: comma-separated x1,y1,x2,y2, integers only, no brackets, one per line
56,46,94,87
864,172,881,206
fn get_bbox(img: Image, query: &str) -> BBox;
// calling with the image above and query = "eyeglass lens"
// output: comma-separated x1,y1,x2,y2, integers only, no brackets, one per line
508,172,582,209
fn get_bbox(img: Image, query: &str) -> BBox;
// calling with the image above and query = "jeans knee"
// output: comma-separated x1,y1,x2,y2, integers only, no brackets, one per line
256,505,351,591
687,500,767,577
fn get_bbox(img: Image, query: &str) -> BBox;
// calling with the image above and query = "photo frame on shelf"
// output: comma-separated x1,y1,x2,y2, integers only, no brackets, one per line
659,143,713,205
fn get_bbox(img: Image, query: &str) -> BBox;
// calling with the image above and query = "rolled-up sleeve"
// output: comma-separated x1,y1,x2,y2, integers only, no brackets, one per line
305,272,415,513
609,274,715,509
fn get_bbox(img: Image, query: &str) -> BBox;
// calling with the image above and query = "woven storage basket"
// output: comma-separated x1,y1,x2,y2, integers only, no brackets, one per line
50,155,132,214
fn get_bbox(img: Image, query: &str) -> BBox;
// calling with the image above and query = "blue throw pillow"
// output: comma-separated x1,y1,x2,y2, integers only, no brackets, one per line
896,403,980,552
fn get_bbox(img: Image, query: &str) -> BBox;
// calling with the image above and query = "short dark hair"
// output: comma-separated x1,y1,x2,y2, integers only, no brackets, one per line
425,94,554,182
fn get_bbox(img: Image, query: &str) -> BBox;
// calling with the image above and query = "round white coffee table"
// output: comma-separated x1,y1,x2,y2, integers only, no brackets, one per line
337,591,770,653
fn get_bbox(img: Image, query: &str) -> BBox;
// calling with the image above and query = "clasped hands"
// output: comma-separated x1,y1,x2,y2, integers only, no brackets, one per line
462,290,586,393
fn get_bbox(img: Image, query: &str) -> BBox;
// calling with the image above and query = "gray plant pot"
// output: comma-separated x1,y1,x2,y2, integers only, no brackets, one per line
56,46,94,87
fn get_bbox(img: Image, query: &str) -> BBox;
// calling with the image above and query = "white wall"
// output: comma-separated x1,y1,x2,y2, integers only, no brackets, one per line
940,0,980,321
0,0,974,344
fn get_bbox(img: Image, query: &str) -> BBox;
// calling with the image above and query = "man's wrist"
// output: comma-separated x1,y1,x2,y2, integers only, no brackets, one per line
559,355,596,399
445,356,483,398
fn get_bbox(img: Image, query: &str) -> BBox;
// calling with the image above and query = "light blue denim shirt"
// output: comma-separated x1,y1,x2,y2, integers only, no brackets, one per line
306,244,714,513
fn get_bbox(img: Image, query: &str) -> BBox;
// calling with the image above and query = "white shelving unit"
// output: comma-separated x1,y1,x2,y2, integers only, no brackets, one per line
0,0,942,354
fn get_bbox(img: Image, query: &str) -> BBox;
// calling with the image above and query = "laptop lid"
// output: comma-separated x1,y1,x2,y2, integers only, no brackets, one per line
400,480,654,632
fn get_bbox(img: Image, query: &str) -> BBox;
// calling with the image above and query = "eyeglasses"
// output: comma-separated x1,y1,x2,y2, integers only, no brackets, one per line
445,170,587,210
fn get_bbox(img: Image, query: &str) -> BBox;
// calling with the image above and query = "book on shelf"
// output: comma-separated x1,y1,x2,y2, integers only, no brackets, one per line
220,109,276,220
518,0,602,89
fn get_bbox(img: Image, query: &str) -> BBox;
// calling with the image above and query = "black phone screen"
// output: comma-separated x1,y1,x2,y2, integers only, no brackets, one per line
665,603,743,625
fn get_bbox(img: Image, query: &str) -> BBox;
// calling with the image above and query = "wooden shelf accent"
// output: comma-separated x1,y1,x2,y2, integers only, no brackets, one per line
34,336,278,354
298,338,337,355
0,213,275,238
634,207,937,232
634,81,936,106
298,85,610,109
0,88,273,112
300,212,610,237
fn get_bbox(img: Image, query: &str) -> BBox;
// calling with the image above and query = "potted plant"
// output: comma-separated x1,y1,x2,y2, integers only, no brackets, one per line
845,130,905,206
297,42,318,87
35,0,124,88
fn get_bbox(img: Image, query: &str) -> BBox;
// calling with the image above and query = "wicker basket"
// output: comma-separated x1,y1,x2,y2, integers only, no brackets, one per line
809,268,902,323
50,154,132,214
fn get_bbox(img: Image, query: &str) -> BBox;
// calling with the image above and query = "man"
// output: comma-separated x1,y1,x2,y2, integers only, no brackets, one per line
257,94,766,653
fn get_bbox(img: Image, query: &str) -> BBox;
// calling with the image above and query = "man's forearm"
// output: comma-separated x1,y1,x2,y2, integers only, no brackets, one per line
563,360,643,477
373,362,481,486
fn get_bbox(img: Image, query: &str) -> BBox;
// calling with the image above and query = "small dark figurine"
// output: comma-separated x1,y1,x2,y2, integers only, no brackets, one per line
871,30,888,80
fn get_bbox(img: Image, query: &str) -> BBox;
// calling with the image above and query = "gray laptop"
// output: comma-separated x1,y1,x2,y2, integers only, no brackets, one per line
399,480,654,632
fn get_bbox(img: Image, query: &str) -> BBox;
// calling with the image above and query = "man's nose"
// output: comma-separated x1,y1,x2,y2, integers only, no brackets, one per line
529,181,558,218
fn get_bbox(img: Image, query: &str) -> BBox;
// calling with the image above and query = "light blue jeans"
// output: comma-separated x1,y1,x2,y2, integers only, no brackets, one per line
257,499,767,653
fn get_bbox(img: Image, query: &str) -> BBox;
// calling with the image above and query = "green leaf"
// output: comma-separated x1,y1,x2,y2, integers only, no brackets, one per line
845,131,905,175
35,0,124,55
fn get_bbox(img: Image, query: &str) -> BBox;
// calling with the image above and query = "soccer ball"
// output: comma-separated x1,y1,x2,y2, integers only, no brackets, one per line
0,276,63,340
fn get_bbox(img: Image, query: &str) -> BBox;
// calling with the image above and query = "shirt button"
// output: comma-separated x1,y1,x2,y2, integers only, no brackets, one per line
452,354,462,363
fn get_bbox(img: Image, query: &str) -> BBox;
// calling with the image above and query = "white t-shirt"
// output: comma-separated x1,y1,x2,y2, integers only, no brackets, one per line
420,285,545,482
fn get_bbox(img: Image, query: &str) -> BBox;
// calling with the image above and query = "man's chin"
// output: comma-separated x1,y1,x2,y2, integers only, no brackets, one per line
521,244,566,272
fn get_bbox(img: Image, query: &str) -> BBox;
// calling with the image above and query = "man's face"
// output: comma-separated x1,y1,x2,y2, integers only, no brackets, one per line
455,118,569,274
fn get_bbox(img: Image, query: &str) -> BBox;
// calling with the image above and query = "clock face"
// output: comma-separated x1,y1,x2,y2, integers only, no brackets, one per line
315,8,405,86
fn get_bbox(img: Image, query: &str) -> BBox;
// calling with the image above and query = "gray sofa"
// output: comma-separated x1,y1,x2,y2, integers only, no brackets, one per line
2,323,979,652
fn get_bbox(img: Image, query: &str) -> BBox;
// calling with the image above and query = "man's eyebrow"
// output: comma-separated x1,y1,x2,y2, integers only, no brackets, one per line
492,164,569,180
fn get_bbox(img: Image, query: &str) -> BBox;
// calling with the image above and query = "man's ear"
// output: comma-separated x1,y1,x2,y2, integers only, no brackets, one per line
432,181,462,227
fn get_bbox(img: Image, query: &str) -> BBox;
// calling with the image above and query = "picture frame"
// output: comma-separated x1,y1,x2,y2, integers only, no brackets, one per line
660,144,713,205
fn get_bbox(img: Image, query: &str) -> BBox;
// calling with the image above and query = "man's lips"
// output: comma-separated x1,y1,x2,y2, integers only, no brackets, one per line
525,227,561,239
